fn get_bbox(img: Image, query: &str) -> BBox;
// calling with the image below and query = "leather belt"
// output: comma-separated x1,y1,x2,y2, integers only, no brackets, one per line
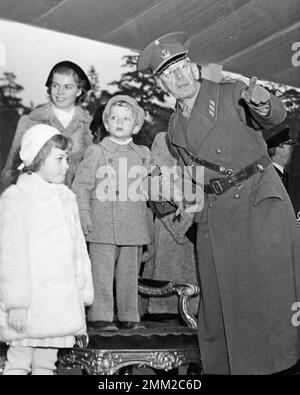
203,154,271,195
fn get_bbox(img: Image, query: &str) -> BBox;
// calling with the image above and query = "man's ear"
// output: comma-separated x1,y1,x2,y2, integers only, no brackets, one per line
156,77,166,91
191,63,200,80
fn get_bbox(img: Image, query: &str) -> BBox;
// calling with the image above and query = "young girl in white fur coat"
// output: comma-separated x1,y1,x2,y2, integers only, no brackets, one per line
0,124,94,375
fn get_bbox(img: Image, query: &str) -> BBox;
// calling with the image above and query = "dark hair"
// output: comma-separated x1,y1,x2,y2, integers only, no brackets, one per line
47,66,89,103
90,105,110,144
23,135,73,173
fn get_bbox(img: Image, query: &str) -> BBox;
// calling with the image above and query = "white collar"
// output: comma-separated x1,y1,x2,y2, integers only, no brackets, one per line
108,136,133,145
53,105,75,128
272,162,284,174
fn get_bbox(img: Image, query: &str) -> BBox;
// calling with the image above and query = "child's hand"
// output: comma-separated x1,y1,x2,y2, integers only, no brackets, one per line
8,308,27,333
174,200,184,217
79,209,93,235
141,244,156,263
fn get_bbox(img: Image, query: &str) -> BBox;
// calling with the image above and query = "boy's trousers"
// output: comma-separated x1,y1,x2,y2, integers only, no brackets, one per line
88,243,141,322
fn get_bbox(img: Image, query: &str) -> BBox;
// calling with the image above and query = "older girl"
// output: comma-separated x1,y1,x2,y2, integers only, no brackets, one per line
1,61,93,189
0,124,93,375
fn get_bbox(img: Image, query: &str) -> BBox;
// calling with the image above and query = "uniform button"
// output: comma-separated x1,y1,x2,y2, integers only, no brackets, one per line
108,158,113,163
115,190,119,196
234,193,240,199
216,149,221,154
208,203,213,208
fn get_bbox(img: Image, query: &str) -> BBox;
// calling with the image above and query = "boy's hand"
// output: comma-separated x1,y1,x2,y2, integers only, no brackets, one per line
79,209,93,235
174,200,184,217
241,76,270,105
141,243,156,263
8,308,27,333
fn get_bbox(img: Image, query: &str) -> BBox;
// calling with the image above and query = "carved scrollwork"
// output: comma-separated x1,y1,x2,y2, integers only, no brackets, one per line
89,351,123,375
138,280,176,297
147,351,185,371
176,282,200,329
59,349,123,375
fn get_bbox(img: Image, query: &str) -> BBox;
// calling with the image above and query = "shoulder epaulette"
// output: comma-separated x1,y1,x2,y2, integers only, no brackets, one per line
220,76,238,84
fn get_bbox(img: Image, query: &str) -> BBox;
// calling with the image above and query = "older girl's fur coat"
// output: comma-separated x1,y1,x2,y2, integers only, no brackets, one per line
0,173,93,341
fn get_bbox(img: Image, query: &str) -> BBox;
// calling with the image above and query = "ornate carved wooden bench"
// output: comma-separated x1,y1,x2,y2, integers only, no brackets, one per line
0,278,201,375
58,278,201,375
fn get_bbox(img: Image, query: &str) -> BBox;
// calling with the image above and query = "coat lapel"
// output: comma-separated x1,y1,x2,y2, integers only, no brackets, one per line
169,79,219,156
186,79,218,155
62,107,90,138
29,103,90,136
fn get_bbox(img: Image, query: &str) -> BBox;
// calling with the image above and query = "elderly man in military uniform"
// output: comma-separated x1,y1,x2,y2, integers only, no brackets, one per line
137,32,300,375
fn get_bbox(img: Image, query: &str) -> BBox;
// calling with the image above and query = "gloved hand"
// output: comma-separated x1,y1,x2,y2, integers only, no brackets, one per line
8,308,27,333
141,243,156,263
173,200,184,217
79,209,93,235
241,76,270,105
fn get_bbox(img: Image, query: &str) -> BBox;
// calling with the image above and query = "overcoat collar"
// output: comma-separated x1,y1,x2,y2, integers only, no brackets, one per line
100,136,139,152
28,102,91,136
169,78,219,154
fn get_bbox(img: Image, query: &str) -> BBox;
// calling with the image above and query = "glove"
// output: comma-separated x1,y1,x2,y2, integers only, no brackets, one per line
79,209,93,235
241,76,270,105
8,308,27,333
141,244,156,263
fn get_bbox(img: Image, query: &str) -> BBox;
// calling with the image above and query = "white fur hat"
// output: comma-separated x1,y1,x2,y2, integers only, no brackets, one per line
18,124,61,170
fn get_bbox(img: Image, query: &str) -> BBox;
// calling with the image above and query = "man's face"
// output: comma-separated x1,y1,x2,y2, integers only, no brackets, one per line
278,144,294,166
157,59,199,102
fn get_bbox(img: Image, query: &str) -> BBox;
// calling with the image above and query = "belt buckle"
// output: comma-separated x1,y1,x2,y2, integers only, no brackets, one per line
210,179,224,195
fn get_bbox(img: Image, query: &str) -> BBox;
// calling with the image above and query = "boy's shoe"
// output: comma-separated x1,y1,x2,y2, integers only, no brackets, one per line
120,321,146,330
89,320,118,331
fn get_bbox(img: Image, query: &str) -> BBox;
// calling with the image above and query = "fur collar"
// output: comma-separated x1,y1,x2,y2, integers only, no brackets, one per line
16,173,76,202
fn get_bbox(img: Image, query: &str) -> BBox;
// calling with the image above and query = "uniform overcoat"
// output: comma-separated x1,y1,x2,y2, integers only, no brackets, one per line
168,78,300,374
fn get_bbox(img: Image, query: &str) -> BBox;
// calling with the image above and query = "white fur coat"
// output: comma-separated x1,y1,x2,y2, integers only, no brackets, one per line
0,173,94,341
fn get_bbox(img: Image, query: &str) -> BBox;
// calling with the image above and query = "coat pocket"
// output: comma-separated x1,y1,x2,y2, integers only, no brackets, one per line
249,182,283,207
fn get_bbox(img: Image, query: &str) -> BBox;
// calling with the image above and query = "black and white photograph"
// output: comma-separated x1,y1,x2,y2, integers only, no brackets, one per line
0,0,299,381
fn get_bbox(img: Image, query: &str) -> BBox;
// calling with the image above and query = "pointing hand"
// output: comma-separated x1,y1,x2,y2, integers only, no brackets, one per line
241,76,270,105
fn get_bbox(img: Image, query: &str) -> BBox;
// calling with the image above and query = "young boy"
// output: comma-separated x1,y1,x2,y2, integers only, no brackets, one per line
72,95,151,330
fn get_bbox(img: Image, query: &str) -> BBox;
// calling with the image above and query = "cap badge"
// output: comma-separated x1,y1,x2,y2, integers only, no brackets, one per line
161,48,171,59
